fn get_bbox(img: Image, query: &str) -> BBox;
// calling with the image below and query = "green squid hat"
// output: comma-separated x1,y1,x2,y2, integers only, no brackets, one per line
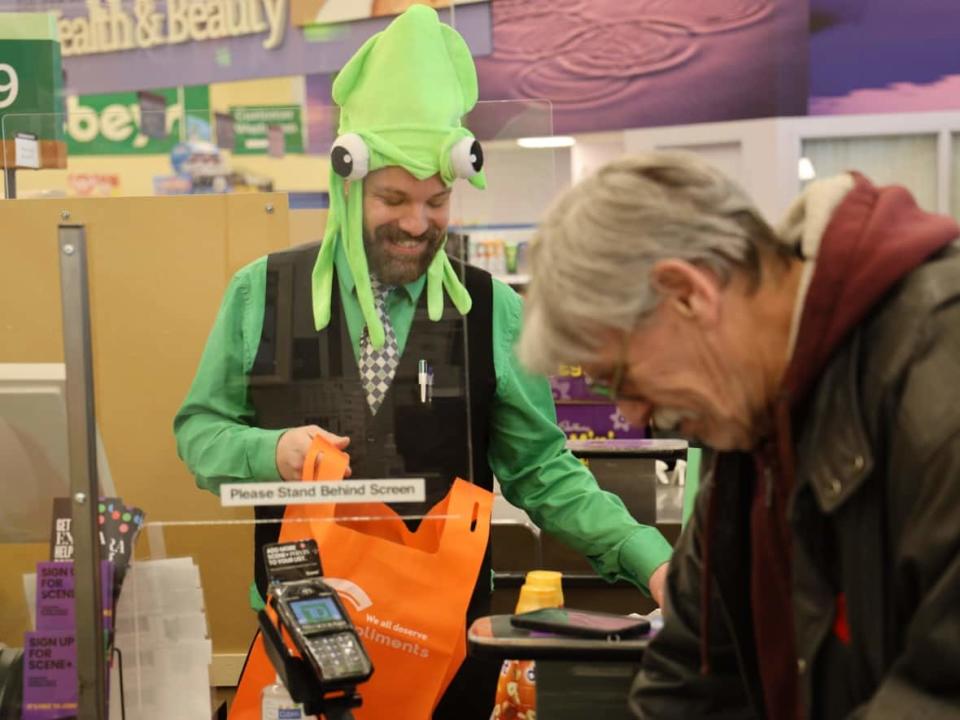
312,4,487,349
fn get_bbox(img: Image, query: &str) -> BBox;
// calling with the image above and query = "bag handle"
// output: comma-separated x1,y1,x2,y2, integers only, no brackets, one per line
301,434,350,482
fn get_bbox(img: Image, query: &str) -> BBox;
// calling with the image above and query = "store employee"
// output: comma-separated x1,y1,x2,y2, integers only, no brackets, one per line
173,6,670,717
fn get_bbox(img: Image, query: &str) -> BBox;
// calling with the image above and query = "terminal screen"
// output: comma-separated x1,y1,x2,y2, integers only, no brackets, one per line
290,596,343,626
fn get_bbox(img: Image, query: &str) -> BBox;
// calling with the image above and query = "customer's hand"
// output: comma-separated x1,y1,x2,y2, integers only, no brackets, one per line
276,425,351,481
648,562,669,608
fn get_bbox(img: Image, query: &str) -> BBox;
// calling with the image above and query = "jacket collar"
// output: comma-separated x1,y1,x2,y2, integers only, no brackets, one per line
777,174,856,360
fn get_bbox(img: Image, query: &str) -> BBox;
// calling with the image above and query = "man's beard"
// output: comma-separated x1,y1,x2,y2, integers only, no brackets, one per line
363,223,445,285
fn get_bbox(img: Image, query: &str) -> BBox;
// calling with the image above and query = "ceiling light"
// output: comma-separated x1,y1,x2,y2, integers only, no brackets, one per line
516,136,576,149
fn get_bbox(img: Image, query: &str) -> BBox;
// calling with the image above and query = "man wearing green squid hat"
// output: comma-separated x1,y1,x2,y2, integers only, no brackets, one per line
175,5,671,717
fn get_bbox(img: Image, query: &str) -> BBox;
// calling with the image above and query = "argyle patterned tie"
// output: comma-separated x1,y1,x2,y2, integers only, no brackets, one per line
359,278,400,415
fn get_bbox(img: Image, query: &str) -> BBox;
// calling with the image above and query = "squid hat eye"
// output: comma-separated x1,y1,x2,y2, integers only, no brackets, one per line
449,136,483,179
330,133,370,180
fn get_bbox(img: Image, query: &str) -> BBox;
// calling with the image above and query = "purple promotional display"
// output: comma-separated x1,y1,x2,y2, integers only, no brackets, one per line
21,498,141,718
556,403,646,441
550,368,646,440
21,631,78,720
35,564,76,631
24,561,116,719
35,561,115,632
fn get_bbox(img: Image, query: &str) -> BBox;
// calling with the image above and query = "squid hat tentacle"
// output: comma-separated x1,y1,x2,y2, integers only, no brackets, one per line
311,171,341,335
426,237,473,321
312,4,486,347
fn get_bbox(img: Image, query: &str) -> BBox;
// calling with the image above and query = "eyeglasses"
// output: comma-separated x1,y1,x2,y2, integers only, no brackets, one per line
584,361,625,402
583,335,630,402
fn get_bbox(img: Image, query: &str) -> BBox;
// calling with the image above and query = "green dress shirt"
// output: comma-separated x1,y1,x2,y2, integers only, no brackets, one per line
173,246,672,596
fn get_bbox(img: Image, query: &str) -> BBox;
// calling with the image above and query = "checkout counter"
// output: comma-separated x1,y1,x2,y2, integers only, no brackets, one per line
491,438,696,616
479,438,698,718
468,612,659,720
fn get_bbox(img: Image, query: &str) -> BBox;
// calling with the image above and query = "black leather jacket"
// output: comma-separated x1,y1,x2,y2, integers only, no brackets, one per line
632,243,960,719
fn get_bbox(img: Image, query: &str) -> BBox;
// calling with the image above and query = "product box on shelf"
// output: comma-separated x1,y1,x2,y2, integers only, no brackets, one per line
555,403,646,441
551,365,646,440
462,225,533,279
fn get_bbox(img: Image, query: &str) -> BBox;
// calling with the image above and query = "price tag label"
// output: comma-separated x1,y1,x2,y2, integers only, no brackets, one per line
14,131,39,168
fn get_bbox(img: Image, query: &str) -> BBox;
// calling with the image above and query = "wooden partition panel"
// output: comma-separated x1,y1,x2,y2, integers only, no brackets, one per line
288,207,327,247
0,194,290,664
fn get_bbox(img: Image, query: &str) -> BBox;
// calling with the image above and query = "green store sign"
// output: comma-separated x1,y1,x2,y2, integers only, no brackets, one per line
231,104,303,154
66,85,210,155
0,13,65,143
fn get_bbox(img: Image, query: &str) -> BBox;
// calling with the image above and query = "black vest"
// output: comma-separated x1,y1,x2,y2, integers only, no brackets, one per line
248,243,496,613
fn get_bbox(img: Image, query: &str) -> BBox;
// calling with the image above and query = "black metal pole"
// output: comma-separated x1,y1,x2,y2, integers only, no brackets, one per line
58,224,107,720
4,167,15,199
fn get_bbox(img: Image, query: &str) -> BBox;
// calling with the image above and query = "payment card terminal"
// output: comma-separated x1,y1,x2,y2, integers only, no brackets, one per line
270,578,374,690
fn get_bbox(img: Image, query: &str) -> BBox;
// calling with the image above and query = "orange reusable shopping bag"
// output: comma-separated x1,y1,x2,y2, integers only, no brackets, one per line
229,435,492,719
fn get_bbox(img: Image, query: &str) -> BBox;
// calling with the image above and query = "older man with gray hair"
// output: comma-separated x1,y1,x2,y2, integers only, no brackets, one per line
519,152,960,720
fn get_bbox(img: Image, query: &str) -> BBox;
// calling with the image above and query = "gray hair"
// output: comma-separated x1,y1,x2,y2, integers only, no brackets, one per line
518,151,791,374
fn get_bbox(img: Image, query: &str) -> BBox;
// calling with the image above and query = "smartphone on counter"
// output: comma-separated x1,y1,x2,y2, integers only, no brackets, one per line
510,608,650,639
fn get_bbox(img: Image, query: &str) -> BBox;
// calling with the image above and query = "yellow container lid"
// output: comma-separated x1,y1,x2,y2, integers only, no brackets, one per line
515,570,564,613
524,570,562,590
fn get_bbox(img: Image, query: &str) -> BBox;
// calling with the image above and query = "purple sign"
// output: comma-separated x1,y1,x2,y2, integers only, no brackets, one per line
473,0,809,135
14,0,492,95
556,402,646,441
34,561,115,630
809,0,960,114
35,563,76,630
24,561,115,719
22,631,78,720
